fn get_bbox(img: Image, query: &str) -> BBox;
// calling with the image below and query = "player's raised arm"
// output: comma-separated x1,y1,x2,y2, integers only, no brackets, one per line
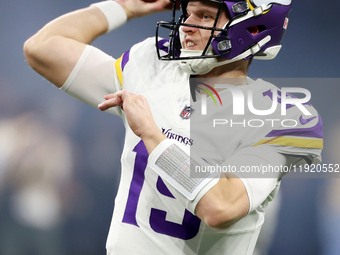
23,0,172,88
23,6,108,88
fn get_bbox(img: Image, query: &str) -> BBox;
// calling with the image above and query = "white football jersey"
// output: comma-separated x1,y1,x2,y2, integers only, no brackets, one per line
61,37,323,255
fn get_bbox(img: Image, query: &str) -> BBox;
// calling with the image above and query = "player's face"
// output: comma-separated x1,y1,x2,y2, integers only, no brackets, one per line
181,1,229,51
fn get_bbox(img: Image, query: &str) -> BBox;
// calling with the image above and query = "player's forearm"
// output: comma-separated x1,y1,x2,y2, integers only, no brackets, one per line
195,175,249,229
26,7,108,48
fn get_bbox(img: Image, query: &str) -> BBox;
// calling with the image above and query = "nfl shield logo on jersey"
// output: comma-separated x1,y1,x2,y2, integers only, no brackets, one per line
180,106,194,119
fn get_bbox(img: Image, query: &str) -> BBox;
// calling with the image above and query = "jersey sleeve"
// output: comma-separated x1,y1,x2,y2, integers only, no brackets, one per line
230,85,324,213
238,81,324,165
113,37,174,94
224,146,286,213
252,107,323,165
61,45,123,116
114,49,130,90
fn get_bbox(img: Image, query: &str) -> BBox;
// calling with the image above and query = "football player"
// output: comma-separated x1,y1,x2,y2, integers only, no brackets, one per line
24,0,323,254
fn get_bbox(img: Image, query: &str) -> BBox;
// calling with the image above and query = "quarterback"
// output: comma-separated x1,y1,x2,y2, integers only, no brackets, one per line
24,0,323,254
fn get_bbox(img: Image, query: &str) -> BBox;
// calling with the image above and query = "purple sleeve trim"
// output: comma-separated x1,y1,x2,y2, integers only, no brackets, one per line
265,115,323,139
121,50,130,71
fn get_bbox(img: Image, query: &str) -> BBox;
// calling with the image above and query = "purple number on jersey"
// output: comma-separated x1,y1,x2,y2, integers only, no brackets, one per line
122,140,148,227
151,177,201,240
122,140,201,240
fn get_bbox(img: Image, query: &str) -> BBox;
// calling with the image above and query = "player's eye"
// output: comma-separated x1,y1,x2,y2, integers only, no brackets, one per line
202,13,215,21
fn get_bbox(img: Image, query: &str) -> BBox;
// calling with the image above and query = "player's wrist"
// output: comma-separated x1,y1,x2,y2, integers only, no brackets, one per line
140,129,167,154
114,0,135,20
90,1,128,33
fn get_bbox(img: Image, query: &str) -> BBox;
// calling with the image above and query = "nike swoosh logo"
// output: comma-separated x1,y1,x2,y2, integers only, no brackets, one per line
300,116,317,125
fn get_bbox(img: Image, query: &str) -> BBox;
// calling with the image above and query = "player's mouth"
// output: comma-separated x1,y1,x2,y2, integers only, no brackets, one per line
184,39,197,49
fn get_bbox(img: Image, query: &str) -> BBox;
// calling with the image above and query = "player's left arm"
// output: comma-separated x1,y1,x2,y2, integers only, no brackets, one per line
99,90,284,229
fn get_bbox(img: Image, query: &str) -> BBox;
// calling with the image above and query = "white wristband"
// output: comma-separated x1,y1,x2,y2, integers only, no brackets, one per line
91,1,127,33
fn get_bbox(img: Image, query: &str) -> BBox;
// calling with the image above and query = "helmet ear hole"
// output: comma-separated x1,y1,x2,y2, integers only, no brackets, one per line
247,25,267,36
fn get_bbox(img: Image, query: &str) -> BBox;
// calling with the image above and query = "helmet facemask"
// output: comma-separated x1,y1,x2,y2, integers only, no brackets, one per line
156,0,232,62
155,0,292,75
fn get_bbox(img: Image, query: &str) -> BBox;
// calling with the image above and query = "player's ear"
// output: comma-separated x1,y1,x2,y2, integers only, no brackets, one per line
247,26,259,36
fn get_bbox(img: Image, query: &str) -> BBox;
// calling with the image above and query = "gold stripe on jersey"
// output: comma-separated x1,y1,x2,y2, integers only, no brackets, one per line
253,137,323,149
115,54,124,89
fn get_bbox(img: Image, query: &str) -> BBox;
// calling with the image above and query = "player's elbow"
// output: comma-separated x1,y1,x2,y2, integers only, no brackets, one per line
201,204,247,230
196,183,250,230
24,36,38,70
23,35,61,83
24,36,44,71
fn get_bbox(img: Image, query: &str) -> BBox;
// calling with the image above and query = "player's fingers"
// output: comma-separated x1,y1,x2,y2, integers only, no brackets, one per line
104,93,116,100
98,100,114,111
98,96,122,111
117,90,134,104
113,90,134,112
148,0,172,11
159,0,175,10
116,90,148,112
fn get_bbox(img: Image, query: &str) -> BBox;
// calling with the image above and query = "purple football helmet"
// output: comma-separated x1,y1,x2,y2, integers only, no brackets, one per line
156,0,292,62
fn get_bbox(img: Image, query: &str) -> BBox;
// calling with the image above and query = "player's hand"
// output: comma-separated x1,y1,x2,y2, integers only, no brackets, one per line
98,91,167,153
98,93,122,111
98,91,158,139
116,0,173,20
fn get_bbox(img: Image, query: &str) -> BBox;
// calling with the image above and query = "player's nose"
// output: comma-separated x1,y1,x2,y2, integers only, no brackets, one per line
181,23,196,34
182,16,198,33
